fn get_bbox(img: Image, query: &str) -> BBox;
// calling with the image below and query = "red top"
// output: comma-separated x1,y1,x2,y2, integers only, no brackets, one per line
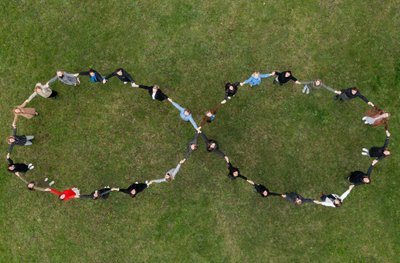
50,188,77,201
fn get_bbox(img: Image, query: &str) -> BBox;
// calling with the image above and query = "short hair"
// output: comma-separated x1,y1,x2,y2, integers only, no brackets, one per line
351,87,359,92
116,68,123,72
185,109,191,115
7,136,14,144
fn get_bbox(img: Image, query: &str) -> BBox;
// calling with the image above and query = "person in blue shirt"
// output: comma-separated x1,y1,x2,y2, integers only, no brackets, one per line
240,71,274,87
168,98,201,132
76,68,104,83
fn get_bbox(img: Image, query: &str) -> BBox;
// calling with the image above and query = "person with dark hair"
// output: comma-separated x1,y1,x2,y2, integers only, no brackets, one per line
300,79,336,95
361,130,390,161
281,192,314,205
168,98,201,132
47,70,80,86
334,87,374,106
80,187,112,200
362,107,389,127
221,82,240,104
247,180,281,198
103,68,138,87
111,182,150,198
224,156,247,180
6,154,33,173
348,164,375,186
76,68,104,83
7,127,34,153
138,85,168,101
45,187,81,201
185,132,200,160
272,71,301,85
314,185,355,208
200,133,226,158
21,83,58,106
199,105,222,127
150,159,186,184
240,71,274,87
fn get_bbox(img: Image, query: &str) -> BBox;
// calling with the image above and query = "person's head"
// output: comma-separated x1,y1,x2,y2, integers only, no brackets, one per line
362,176,371,184
27,182,35,191
56,70,64,77
35,86,42,93
208,142,217,150
262,190,269,197
190,143,198,151
7,136,15,144
295,198,302,205
59,194,66,200
284,71,292,78
351,87,359,95
89,68,95,76
383,149,391,156
7,165,15,172
333,199,342,207
382,112,390,119
184,109,191,116
232,169,239,177
13,108,21,114
253,71,260,77
116,68,123,75
229,85,235,91
152,85,160,93
205,111,213,117
165,173,173,182
130,189,137,198
92,190,99,199
315,79,321,86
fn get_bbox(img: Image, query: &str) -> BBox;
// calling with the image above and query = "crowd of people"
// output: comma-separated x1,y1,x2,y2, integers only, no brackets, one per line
6,68,391,207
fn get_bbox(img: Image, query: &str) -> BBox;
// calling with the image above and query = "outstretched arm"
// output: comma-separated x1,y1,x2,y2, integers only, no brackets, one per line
47,75,58,85
340,185,355,201
188,116,199,130
170,101,184,112
366,164,374,176
320,83,336,93
259,73,273,79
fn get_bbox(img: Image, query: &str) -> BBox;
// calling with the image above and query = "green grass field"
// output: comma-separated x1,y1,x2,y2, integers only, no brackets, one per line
0,1,399,262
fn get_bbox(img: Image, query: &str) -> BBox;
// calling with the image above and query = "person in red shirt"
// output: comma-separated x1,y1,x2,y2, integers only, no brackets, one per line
46,187,80,201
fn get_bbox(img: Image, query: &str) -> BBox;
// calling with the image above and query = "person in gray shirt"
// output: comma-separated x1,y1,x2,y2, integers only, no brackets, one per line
300,79,336,95
47,70,80,86
185,132,200,160
149,159,186,184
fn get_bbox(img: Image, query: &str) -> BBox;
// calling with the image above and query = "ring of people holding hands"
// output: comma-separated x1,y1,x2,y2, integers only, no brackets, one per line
6,67,391,207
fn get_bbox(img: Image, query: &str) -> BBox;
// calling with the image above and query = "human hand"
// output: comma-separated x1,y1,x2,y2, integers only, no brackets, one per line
368,102,374,107
334,90,341,94
372,160,378,166
221,100,227,104
179,159,186,164
102,79,107,84
386,130,390,137
74,73,79,77
6,153,10,159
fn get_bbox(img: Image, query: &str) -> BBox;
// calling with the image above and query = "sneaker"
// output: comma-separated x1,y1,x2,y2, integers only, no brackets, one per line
49,181,55,186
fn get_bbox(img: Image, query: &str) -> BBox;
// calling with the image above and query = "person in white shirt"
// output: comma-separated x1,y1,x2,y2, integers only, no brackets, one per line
21,83,58,107
313,185,355,207
149,159,186,184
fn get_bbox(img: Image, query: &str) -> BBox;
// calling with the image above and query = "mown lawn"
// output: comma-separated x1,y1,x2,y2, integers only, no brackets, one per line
0,1,399,262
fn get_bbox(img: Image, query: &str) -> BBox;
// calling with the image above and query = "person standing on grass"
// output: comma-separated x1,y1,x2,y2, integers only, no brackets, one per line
139,84,169,101
272,70,301,86
45,187,81,201
348,163,376,186
185,132,200,160
334,87,374,107
111,181,150,198
149,159,186,184
168,98,201,132
247,180,281,198
7,153,34,174
240,71,274,87
199,104,222,127
200,133,226,158
314,185,355,208
361,130,390,161
281,192,314,205
224,156,247,181
76,68,104,83
103,68,139,87
12,106,38,127
80,187,112,200
7,126,34,154
47,70,80,86
300,79,336,95
21,83,58,107
362,107,390,127
221,82,240,104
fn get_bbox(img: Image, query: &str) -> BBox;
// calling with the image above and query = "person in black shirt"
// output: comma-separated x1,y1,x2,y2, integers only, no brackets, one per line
361,130,390,161
348,164,375,185
7,127,34,153
224,157,247,180
111,182,149,198
7,154,33,173
221,82,240,104
247,180,280,197
103,68,138,87
334,87,374,106
138,85,168,101
80,187,112,200
77,68,104,83
281,192,314,205
200,133,226,158
272,71,301,85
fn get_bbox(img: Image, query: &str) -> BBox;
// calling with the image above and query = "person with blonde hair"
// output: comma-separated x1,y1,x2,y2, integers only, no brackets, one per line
47,70,80,86
240,71,274,87
21,83,58,107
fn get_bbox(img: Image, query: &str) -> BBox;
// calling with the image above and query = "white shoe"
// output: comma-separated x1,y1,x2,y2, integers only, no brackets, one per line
362,117,367,120
49,181,55,186
124,82,128,84
221,100,227,104
131,83,139,88
361,152,368,156
362,148,368,152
